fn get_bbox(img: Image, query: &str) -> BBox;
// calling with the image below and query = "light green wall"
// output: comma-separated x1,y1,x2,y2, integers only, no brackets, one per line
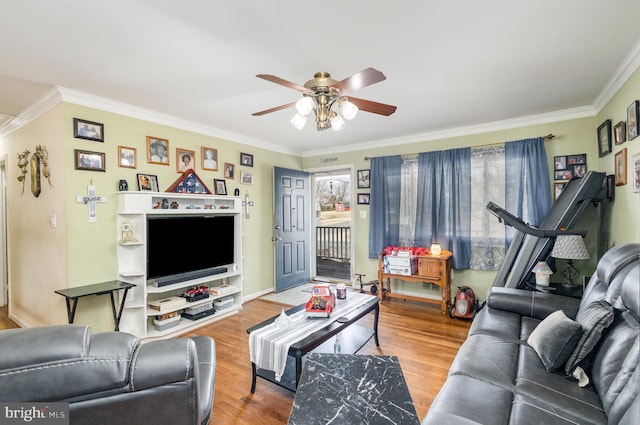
2,67,638,330
596,68,640,246
303,67,639,302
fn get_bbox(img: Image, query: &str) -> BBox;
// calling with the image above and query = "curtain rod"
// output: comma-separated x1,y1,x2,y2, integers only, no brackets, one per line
364,133,555,160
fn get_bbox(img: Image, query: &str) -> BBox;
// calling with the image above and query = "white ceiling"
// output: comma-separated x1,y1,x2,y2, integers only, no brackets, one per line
1,0,640,156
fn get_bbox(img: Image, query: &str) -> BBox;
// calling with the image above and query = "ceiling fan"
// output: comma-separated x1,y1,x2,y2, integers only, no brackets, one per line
252,67,397,131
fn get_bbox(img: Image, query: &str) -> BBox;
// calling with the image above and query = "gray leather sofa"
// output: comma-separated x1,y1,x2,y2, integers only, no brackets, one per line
0,325,215,425
423,243,640,424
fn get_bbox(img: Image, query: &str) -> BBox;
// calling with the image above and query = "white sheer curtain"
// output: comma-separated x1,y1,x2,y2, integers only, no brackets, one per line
398,156,418,247
470,145,506,270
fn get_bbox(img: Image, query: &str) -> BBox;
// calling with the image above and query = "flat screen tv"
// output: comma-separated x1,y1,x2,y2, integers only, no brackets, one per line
147,215,235,284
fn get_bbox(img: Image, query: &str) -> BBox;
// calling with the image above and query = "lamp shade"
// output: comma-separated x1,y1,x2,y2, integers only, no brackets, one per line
430,243,442,256
551,235,590,260
340,99,358,120
295,96,314,116
330,114,345,131
532,261,553,287
290,113,307,130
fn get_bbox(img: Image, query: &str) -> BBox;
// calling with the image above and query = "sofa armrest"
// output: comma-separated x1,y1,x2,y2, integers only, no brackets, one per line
131,338,199,391
487,287,580,320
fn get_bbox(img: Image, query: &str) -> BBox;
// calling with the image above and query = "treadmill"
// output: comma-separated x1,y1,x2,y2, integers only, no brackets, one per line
488,171,606,289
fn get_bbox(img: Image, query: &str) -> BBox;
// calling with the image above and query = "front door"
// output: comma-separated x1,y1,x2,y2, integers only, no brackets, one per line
274,167,311,291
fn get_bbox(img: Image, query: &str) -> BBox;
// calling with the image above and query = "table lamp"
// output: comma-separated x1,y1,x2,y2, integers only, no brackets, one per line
550,235,590,288
532,261,553,287
430,243,442,256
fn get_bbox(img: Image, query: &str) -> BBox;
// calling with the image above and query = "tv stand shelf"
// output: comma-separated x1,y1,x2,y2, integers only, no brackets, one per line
116,192,243,340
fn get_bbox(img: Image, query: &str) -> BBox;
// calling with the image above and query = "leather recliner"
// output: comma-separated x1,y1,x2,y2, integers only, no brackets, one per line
0,325,215,425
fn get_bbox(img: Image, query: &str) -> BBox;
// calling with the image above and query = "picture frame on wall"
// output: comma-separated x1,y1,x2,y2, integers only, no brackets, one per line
147,136,170,165
614,121,627,145
597,119,612,157
357,169,370,188
224,162,235,179
357,193,370,205
553,154,586,180
614,148,627,186
73,118,104,142
627,100,639,141
137,173,159,191
176,148,195,173
241,171,253,184
554,182,566,201
74,149,105,171
201,147,218,171
632,152,640,193
240,152,254,167
213,179,227,195
118,146,136,168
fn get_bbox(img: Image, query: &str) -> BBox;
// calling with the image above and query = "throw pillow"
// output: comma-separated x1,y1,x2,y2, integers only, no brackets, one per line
527,310,583,372
564,300,615,375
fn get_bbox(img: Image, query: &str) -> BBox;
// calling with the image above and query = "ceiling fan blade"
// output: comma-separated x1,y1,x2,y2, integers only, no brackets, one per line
252,102,297,116
332,68,387,93
256,74,309,93
347,97,397,116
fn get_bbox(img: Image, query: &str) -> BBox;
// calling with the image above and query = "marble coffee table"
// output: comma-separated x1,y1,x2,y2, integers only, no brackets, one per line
287,353,420,425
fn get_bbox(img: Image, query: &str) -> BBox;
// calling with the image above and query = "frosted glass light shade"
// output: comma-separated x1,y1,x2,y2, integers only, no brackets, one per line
430,243,442,256
532,261,553,287
290,113,307,130
341,99,359,120
330,114,345,131
295,96,314,116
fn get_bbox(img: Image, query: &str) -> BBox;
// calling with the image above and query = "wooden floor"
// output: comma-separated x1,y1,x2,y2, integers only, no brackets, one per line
1,298,471,425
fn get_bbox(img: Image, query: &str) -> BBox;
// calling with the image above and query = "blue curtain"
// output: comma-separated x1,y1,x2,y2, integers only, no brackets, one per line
415,148,471,269
505,138,552,234
368,156,402,258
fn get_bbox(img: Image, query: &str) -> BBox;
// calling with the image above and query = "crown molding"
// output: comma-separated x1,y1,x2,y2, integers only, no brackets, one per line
0,88,63,137
56,88,303,156
302,105,596,157
593,37,640,112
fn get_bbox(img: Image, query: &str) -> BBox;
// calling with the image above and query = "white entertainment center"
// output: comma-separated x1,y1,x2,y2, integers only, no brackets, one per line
116,191,243,340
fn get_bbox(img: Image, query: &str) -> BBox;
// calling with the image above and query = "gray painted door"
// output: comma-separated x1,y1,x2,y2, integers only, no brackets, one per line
274,167,311,291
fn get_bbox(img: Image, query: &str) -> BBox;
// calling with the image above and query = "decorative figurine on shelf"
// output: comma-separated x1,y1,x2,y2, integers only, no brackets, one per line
119,221,135,244
161,198,169,209
170,201,179,209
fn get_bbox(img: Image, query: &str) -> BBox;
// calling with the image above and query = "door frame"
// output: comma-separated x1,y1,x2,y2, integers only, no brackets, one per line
305,164,355,284
0,155,7,307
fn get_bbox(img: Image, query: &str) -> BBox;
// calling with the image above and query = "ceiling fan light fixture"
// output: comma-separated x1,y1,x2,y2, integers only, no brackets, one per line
340,98,358,120
295,96,314,116
330,112,345,131
290,113,307,130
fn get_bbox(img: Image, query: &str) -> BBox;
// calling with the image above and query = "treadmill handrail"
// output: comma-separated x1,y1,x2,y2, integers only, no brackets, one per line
486,202,587,238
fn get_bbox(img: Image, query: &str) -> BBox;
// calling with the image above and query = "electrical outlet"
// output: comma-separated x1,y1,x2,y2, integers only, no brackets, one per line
359,210,367,219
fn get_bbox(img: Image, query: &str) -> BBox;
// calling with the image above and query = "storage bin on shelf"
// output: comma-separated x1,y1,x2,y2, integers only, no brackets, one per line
214,296,234,311
153,314,181,331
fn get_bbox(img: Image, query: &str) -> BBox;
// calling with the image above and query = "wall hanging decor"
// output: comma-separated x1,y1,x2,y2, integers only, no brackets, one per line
201,147,219,171
166,169,211,194
75,180,106,222
614,148,627,186
17,145,53,197
146,136,170,165
73,118,104,142
627,100,639,141
597,119,612,157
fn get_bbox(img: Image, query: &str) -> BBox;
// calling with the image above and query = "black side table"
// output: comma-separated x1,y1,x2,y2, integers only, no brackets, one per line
525,280,583,299
55,281,135,331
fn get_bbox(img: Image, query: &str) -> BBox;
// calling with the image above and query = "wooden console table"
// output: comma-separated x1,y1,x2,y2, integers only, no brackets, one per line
378,250,452,314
